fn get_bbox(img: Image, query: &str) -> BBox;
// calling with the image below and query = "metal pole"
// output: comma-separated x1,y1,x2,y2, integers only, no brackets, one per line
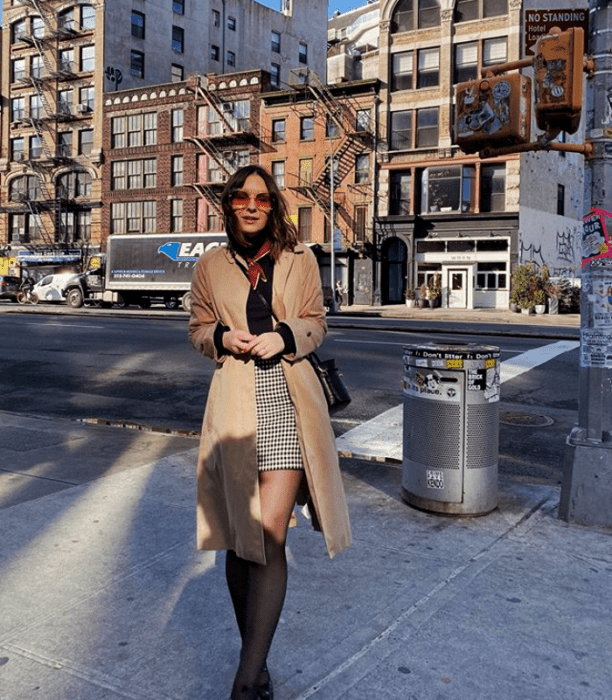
329,148,337,314
559,0,612,527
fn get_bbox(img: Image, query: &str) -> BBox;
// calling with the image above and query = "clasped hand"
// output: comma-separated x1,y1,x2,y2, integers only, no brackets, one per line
223,329,285,360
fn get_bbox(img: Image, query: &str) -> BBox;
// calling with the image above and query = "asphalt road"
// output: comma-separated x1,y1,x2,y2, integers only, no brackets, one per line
0,309,580,484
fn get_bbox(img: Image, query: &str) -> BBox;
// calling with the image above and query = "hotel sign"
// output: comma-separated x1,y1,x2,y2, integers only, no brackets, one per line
524,9,588,55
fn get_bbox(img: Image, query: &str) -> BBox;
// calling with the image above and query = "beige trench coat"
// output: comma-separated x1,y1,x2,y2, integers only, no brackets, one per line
189,242,352,565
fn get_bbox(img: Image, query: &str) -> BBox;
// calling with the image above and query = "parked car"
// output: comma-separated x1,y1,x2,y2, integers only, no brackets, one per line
0,275,21,302
30,273,79,304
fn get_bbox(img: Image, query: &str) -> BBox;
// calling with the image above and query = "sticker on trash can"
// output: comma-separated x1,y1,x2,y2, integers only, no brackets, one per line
427,470,444,490
446,358,464,369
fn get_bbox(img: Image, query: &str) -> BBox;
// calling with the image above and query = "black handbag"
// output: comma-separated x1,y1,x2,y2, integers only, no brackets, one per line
235,261,351,413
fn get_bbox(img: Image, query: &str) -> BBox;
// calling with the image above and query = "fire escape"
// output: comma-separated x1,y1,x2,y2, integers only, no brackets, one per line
185,75,272,215
287,69,374,245
3,0,91,247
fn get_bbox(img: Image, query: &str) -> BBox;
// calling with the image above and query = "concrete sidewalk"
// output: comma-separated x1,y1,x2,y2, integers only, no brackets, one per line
1,410,610,700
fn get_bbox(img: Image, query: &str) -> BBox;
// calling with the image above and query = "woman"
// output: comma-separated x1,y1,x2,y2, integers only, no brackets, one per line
189,165,351,700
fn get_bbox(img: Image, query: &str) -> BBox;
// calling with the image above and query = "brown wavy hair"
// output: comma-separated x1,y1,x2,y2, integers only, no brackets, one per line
221,164,299,261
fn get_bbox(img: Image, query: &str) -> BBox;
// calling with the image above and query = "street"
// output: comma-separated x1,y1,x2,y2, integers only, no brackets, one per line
0,309,580,486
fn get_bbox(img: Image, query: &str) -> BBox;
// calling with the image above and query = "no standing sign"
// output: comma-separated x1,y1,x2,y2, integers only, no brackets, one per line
524,8,589,55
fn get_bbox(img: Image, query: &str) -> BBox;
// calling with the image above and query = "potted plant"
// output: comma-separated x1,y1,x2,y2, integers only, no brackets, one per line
418,283,429,308
427,274,442,308
534,289,547,314
544,281,561,314
511,261,539,315
404,286,416,308
509,289,520,313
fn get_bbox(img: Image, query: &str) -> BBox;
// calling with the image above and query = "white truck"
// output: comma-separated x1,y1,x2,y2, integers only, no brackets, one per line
64,233,226,311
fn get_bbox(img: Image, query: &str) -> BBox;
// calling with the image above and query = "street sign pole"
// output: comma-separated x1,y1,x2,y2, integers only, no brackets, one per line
559,0,612,526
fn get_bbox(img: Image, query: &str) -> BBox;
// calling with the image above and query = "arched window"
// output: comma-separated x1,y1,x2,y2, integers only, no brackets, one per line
391,0,440,33
81,5,96,30
56,171,92,199
9,175,42,202
59,8,76,33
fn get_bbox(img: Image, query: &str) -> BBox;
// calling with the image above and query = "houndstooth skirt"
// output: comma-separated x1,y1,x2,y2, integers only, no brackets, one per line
254,357,304,471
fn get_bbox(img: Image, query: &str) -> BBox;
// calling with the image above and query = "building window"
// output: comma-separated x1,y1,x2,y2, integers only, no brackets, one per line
11,98,25,122
416,107,439,148
57,171,92,199
417,47,439,88
58,8,75,32
171,199,183,232
79,129,94,156
112,159,157,190
172,26,184,52
171,155,184,186
211,45,220,61
29,135,43,159
30,95,43,120
12,58,26,82
171,64,184,82
356,109,370,132
481,164,506,212
556,184,566,216
171,109,184,142
10,175,42,201
271,30,281,53
32,16,45,39
111,201,157,234
81,5,96,30
300,116,314,140
455,0,508,22
299,158,313,186
228,16,236,30
298,207,312,242
454,42,478,83
131,11,145,39
271,161,285,188
59,48,74,73
227,51,236,67
80,45,95,72
392,51,413,91
59,89,74,116
212,9,220,27
391,0,441,33
299,42,308,64
112,113,157,148
131,50,144,78
207,209,221,231
483,37,508,69
390,111,412,150
58,132,72,158
326,115,341,139
12,19,27,44
476,262,507,290
272,119,286,143
355,154,370,184
173,0,184,15
31,55,44,79
270,63,280,88
79,86,95,111
390,171,412,215
420,165,475,213
354,206,367,242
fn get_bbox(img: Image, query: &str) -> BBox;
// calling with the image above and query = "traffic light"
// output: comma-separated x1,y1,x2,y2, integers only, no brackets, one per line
454,74,531,154
534,27,584,134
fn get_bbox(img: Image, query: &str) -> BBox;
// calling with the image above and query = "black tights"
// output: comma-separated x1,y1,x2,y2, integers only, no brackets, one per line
226,533,288,700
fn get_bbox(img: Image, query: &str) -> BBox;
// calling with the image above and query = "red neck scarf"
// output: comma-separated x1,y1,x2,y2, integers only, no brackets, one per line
245,239,271,289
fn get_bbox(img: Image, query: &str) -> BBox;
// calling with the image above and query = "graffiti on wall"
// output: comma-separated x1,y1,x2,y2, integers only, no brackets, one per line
520,221,580,277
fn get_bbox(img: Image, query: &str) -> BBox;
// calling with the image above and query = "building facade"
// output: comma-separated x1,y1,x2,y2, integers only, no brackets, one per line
0,0,327,257
328,0,585,308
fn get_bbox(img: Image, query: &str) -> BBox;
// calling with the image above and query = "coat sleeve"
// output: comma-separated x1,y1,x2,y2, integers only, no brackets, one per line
188,253,228,364
279,248,327,361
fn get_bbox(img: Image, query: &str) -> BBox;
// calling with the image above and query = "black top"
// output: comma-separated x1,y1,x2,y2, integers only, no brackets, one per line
214,249,296,357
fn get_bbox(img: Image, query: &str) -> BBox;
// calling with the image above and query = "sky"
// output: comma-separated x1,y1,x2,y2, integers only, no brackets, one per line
258,1,370,17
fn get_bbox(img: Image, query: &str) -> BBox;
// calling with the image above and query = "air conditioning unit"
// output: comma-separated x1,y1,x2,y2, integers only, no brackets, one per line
76,103,90,113
222,102,234,113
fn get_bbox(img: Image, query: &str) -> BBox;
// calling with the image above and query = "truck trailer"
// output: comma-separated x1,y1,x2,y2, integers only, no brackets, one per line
64,233,226,311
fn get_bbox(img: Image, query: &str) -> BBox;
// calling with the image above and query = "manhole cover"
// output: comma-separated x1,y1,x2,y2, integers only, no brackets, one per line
500,411,554,427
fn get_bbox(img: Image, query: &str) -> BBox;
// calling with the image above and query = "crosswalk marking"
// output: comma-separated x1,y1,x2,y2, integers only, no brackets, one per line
336,340,580,462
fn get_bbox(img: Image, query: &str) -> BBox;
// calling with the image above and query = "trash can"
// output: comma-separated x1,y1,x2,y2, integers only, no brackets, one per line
401,343,500,516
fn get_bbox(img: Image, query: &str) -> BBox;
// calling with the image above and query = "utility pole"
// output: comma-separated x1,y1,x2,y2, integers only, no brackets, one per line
328,151,337,314
559,0,612,527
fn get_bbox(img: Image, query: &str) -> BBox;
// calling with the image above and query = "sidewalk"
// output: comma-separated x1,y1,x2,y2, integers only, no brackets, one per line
1,410,610,700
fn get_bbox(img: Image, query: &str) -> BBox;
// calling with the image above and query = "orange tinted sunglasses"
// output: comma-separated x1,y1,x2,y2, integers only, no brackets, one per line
230,190,274,213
